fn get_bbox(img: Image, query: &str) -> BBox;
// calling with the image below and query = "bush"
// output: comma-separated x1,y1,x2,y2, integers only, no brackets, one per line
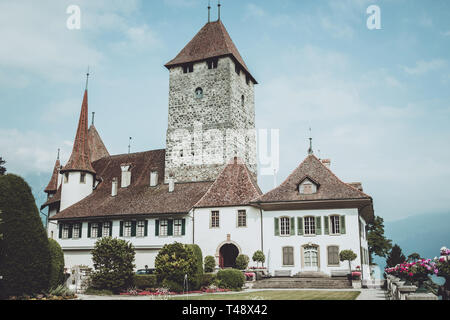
90,237,135,294
133,275,158,290
155,242,199,292
0,174,52,298
252,250,266,267
235,254,250,270
186,244,204,290
48,239,65,289
204,256,216,273
216,269,246,290
84,287,114,296
201,273,217,288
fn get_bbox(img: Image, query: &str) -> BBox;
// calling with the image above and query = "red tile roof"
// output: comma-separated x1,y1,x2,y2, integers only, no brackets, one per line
194,157,262,208
61,90,96,175
88,125,110,162
254,155,372,203
49,150,213,220
44,159,60,194
165,20,257,84
41,186,61,210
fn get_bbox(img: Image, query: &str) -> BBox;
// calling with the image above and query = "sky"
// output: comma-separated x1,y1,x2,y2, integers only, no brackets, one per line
0,0,449,223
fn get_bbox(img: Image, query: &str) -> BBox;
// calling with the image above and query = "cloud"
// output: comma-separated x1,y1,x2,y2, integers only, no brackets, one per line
442,30,450,37
402,59,447,75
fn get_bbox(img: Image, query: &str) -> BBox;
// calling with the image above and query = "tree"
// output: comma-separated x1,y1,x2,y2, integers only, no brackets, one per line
185,244,204,290
252,250,266,268
0,174,51,298
407,253,421,263
0,157,6,176
235,254,250,270
204,256,216,273
340,250,357,274
48,239,65,289
90,237,136,294
367,216,392,264
386,244,406,268
155,242,199,292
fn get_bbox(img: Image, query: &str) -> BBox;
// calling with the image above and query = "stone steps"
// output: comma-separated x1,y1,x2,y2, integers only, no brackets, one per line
253,277,352,289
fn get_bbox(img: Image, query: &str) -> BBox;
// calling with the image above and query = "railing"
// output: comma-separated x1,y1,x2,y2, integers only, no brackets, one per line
386,275,438,300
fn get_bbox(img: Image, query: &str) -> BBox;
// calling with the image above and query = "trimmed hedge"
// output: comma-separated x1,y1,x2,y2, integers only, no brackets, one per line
216,269,246,290
235,254,250,270
185,244,203,290
201,273,217,288
48,238,65,290
204,256,216,273
133,275,158,290
0,174,51,298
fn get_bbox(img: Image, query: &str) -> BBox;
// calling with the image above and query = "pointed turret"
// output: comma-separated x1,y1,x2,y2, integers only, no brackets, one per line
44,152,61,196
88,124,110,162
61,89,96,175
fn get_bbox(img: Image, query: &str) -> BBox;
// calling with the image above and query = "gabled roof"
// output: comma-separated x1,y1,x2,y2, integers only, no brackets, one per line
165,20,257,84
61,90,96,174
44,158,61,194
254,155,372,204
88,125,110,162
194,157,262,208
49,150,213,220
41,186,61,210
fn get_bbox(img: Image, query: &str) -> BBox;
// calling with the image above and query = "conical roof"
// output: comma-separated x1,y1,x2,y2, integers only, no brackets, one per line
165,20,257,83
88,125,110,162
44,158,61,194
61,90,96,174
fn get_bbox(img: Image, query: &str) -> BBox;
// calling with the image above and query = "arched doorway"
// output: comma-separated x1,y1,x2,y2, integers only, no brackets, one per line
219,244,239,269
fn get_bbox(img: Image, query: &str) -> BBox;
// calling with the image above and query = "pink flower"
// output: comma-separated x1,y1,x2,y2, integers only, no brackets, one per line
409,272,413,276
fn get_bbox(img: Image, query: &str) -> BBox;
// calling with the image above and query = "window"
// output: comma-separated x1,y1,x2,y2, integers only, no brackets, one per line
103,222,111,237
173,219,182,236
73,223,81,239
80,173,86,183
280,217,290,236
124,221,132,237
241,95,245,108
91,223,99,238
207,58,218,69
299,178,318,195
64,173,69,183
183,64,193,73
359,221,364,239
330,216,340,235
235,64,240,75
328,246,340,266
211,211,220,228
195,87,203,99
136,220,145,237
282,247,294,266
304,216,316,235
237,210,247,227
62,224,70,239
160,219,168,236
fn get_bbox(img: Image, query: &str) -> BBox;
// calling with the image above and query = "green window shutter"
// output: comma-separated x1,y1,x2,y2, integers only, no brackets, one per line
290,217,295,236
315,217,322,235
58,224,62,239
297,217,303,235
131,221,137,237
109,222,113,237
98,224,103,238
88,223,92,238
324,217,329,235
79,223,82,238
274,218,279,236
144,220,148,237
181,219,186,236
120,221,123,237
68,225,73,239
155,220,160,236
340,216,346,234
168,219,174,236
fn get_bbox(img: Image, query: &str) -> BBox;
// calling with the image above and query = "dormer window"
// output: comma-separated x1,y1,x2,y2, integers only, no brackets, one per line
195,87,203,99
299,178,318,195
121,164,132,188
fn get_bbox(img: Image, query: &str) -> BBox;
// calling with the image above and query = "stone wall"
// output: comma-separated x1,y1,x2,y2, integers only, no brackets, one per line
165,56,257,183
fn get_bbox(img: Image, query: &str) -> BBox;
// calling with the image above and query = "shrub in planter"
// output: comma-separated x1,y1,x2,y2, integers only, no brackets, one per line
235,254,250,270
216,269,246,290
204,256,216,273
340,250,357,275
133,275,158,290
252,251,266,268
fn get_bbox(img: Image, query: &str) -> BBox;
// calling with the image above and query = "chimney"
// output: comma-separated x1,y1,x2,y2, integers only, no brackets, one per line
169,177,175,193
121,164,131,188
150,171,159,187
321,159,331,169
112,177,118,197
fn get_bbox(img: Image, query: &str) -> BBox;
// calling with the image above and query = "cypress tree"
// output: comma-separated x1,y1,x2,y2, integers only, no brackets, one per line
48,238,65,289
0,174,51,298
386,244,407,268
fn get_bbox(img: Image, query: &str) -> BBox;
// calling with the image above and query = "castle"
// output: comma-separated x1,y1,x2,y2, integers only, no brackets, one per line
42,16,374,280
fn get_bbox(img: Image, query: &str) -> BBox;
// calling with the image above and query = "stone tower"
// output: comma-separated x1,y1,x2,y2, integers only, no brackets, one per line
164,20,258,183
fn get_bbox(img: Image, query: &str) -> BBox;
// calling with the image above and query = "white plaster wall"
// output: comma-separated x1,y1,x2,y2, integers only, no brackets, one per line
60,172,94,211
263,208,370,279
194,206,262,267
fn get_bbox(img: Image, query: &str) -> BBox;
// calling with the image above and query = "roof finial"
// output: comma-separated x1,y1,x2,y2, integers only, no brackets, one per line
128,137,133,154
92,111,95,126
57,148,60,161
208,0,211,23
85,66,90,91
308,127,314,155
218,0,221,21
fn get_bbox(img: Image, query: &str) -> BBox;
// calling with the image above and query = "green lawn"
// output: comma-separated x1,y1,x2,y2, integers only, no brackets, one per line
172,290,360,300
